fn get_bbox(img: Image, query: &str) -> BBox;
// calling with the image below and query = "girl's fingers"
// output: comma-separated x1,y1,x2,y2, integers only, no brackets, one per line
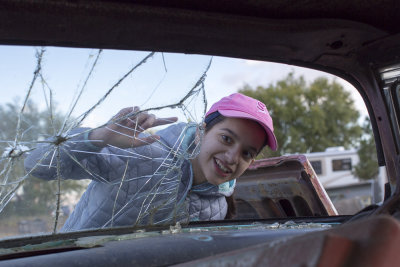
134,110,149,127
110,107,136,125
119,107,135,118
126,113,150,131
107,108,178,145
119,106,142,129
130,115,177,131
140,114,157,130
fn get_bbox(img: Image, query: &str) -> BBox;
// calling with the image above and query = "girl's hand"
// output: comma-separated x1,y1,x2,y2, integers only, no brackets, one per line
89,107,178,148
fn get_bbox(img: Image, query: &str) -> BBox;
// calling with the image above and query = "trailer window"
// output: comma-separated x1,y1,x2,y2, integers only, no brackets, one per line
332,158,352,171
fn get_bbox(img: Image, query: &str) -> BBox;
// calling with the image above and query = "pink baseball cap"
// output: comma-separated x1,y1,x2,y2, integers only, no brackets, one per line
206,93,278,151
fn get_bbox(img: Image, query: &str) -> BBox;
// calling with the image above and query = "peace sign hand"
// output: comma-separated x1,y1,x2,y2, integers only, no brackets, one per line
89,107,178,148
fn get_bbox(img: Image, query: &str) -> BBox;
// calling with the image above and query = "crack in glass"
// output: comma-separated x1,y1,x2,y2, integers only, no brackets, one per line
0,47,211,235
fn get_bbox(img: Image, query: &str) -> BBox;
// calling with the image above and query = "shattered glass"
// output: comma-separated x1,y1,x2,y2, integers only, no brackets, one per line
0,46,212,236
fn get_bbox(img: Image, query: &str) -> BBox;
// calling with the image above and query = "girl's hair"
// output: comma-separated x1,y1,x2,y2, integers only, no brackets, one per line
204,111,225,132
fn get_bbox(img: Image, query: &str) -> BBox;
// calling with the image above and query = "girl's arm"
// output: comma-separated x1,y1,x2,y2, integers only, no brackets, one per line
24,127,104,181
24,107,177,182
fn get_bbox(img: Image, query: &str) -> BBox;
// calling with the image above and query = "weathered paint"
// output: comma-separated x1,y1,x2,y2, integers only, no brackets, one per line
235,155,338,220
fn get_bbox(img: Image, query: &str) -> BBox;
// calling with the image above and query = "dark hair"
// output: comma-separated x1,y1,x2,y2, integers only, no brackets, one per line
204,111,225,132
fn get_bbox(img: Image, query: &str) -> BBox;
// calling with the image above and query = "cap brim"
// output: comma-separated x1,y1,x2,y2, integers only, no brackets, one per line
218,110,278,151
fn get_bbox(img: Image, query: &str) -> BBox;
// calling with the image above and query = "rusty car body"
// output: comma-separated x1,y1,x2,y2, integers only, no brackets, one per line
234,155,337,219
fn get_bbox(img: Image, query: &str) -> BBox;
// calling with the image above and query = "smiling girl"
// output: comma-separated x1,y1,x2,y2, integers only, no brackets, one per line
25,93,277,231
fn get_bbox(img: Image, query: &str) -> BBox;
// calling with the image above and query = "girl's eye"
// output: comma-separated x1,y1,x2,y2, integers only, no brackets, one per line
221,135,232,144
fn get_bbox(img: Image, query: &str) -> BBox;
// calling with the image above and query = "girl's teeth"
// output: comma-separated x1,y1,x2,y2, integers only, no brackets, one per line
216,159,229,173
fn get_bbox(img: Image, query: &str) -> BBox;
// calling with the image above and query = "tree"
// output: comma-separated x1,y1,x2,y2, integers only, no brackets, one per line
0,100,86,216
353,117,379,180
239,73,362,157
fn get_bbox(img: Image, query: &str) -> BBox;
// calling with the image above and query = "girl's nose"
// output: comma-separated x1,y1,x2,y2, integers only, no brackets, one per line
225,147,240,165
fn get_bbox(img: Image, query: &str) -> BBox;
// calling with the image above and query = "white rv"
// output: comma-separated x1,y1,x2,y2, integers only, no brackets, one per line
305,147,387,214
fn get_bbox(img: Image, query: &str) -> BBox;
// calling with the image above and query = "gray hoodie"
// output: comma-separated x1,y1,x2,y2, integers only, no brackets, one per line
24,123,234,231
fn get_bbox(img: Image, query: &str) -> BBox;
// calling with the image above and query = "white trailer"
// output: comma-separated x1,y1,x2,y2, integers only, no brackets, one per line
305,147,387,213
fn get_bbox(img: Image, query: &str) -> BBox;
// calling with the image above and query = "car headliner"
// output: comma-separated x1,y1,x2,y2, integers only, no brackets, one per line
1,0,399,63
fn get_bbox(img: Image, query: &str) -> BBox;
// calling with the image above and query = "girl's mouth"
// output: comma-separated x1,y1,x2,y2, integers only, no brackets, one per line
214,158,232,177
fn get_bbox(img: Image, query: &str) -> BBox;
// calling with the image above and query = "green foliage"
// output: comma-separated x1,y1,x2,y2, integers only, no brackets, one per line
239,73,362,157
0,100,85,216
353,118,379,180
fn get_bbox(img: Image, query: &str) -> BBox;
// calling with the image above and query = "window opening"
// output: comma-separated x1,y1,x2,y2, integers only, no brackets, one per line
332,158,352,171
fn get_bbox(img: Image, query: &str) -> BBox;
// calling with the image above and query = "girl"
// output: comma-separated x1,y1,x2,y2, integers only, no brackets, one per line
25,93,277,231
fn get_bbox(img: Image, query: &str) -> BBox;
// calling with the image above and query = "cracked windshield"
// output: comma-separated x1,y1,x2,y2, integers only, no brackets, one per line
0,46,384,238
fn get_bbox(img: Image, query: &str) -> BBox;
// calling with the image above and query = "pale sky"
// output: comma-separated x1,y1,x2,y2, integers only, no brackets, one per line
0,45,368,129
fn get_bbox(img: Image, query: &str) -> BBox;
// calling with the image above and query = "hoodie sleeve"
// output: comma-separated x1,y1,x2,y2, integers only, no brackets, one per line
24,128,108,181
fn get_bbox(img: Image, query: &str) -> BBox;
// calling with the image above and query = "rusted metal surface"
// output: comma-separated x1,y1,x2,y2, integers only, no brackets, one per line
175,215,400,267
234,155,337,219
301,156,338,216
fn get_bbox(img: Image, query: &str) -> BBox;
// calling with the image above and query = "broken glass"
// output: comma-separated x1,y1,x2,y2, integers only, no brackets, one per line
0,46,212,235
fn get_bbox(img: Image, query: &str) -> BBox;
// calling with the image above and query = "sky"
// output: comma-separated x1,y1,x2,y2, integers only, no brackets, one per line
0,45,368,129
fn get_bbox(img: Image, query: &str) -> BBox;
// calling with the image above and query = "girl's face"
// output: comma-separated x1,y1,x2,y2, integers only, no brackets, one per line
191,117,266,186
